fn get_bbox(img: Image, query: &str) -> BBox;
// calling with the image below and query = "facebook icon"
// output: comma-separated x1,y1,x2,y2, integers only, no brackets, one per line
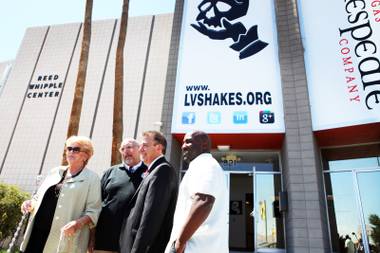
182,112,195,124
233,111,248,124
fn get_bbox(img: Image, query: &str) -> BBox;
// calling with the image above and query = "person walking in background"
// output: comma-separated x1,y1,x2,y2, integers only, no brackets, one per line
93,138,147,253
165,130,228,253
357,238,364,253
20,136,101,253
345,235,355,253
119,131,179,253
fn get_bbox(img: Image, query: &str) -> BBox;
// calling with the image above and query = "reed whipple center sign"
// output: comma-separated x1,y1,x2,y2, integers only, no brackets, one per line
27,74,63,99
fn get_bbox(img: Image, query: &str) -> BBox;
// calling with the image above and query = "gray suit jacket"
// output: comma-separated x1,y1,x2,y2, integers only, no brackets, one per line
119,156,179,253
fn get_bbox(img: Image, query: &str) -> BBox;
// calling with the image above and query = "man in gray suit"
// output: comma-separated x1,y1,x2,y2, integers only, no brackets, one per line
119,131,179,253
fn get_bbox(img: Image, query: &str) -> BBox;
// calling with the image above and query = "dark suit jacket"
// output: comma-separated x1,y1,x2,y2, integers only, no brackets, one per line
95,162,147,251
119,156,179,253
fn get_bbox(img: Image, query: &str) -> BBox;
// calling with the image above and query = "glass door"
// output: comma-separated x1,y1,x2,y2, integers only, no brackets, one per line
254,169,285,252
324,157,380,253
229,172,254,253
356,170,380,253
213,150,284,253
325,171,362,252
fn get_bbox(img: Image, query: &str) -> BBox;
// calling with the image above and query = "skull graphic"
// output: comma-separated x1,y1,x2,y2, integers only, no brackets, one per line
191,0,269,59
195,0,249,27
192,0,249,41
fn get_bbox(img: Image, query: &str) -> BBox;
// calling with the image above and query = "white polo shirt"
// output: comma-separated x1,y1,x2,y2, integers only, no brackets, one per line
166,153,229,253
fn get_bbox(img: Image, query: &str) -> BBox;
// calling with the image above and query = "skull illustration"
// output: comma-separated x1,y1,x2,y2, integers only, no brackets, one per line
195,0,249,28
191,0,268,59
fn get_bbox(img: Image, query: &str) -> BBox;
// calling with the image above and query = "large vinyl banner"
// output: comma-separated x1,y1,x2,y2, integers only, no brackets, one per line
171,0,284,134
298,0,380,131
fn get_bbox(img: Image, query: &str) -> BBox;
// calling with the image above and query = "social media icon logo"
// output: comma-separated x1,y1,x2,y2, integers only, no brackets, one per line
207,112,221,124
182,112,195,124
233,111,248,124
259,110,275,124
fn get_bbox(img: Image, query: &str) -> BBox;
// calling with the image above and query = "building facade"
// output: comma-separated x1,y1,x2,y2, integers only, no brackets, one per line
0,14,173,190
1,0,380,253
0,61,12,97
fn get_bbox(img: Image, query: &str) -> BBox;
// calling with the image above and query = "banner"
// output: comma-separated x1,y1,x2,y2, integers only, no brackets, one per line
171,0,284,133
298,0,380,130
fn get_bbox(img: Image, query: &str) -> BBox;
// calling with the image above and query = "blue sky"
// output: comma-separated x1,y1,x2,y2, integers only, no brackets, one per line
0,0,176,62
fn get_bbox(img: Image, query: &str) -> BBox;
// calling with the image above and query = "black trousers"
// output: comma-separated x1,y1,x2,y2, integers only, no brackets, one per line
23,226,50,253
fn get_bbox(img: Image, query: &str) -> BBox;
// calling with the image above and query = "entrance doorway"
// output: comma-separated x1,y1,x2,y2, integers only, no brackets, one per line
229,173,254,252
324,156,380,253
212,151,285,253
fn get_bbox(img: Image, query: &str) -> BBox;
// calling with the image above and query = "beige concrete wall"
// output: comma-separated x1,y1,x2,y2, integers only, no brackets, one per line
0,27,49,191
42,20,117,177
0,24,81,192
0,61,13,96
122,16,152,139
136,14,173,138
0,15,174,191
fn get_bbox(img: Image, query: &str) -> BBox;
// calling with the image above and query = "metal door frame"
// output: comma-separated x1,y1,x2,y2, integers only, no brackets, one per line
226,169,255,253
324,166,380,253
352,168,380,253
253,168,284,253
226,167,285,253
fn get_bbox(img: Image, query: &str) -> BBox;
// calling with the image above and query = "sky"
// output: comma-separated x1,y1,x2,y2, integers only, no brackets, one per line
0,0,176,62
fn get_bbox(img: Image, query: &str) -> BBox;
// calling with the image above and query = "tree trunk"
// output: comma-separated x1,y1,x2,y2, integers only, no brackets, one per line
62,0,93,165
111,0,129,165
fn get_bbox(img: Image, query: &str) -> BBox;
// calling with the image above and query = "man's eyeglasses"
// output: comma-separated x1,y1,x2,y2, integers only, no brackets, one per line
66,146,82,153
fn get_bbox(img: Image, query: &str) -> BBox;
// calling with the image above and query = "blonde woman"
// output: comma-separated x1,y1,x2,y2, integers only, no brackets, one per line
20,136,101,253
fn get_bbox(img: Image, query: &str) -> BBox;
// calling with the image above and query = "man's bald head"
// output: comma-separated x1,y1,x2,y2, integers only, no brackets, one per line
182,130,211,163
191,131,211,152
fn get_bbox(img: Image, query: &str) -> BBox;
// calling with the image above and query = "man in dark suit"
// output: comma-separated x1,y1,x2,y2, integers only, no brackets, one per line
119,131,179,253
94,138,147,253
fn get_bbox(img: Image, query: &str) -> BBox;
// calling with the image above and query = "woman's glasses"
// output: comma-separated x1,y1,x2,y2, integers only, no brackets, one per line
66,146,82,153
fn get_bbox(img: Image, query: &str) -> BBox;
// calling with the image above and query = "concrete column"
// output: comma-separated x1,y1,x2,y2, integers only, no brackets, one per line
275,0,330,252
161,0,184,169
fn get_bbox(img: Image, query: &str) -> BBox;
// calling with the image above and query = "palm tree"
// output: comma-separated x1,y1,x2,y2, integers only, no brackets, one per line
111,0,129,165
369,214,380,250
62,0,93,165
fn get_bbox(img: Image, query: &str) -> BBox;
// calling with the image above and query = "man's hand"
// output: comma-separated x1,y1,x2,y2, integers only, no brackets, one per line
87,228,95,253
174,239,186,253
175,193,215,253
21,200,33,214
61,220,81,236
